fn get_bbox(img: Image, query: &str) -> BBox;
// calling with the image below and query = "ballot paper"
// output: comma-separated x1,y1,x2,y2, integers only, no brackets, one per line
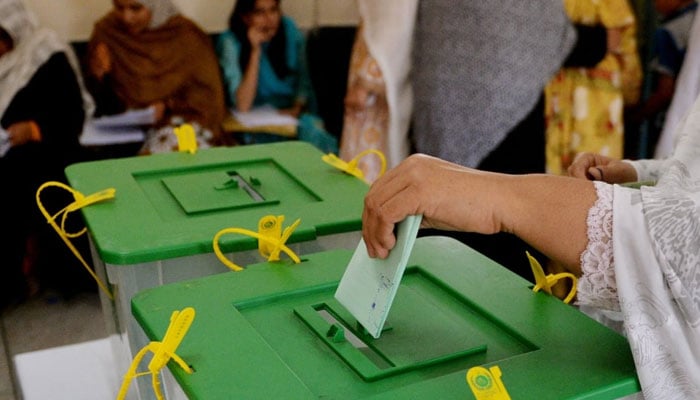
334,215,422,339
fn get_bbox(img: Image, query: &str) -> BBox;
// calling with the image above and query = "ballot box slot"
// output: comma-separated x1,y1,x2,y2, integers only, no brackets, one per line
226,171,265,202
315,307,394,370
295,301,488,382
132,158,323,218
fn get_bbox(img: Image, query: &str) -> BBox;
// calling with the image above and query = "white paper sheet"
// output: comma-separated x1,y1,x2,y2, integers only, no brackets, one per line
80,122,145,146
334,215,422,339
232,104,298,128
91,107,156,128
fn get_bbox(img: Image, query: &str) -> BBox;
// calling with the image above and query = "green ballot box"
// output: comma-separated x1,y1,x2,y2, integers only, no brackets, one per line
131,236,641,400
64,142,368,400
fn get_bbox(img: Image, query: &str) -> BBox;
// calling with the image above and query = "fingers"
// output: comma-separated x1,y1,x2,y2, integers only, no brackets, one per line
592,163,636,184
568,152,614,180
361,202,396,259
362,161,419,258
568,153,596,179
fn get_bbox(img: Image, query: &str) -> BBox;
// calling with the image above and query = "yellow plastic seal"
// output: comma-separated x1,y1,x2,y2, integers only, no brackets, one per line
174,123,197,154
322,148,387,183
35,181,116,299
117,307,195,400
466,365,511,400
526,251,577,304
213,215,302,271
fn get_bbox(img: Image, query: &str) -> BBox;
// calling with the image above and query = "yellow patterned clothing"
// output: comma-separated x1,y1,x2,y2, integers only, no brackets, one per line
340,23,390,184
545,0,642,175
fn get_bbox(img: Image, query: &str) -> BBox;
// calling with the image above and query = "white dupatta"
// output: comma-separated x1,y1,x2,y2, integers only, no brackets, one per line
613,94,700,398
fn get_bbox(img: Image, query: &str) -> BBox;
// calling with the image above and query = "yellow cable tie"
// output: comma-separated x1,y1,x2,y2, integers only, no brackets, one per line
322,149,387,183
117,307,195,400
174,123,198,154
213,215,302,272
526,251,578,304
36,181,116,300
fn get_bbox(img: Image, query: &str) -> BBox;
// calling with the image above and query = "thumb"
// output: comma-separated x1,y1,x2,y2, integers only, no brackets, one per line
586,166,603,181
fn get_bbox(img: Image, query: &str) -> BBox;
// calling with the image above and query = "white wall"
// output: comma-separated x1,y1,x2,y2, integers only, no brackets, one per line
23,0,359,42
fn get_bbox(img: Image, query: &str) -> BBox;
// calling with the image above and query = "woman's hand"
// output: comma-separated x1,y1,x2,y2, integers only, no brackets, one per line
279,102,304,118
7,121,41,147
247,26,269,48
150,101,167,124
89,42,112,80
362,154,502,259
567,152,637,183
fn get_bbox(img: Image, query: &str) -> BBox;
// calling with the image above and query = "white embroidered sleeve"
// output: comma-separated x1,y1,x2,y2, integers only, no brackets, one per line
625,158,668,183
576,181,620,311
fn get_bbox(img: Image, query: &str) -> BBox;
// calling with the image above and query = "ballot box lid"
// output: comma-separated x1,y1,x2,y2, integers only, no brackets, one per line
131,236,640,400
65,142,367,265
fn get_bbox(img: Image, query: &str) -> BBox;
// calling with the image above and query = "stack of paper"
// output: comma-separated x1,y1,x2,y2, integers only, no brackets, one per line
80,107,154,146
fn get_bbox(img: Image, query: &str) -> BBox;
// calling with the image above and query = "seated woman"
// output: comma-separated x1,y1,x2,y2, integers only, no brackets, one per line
85,0,227,154
217,0,337,153
0,0,95,308
362,92,700,398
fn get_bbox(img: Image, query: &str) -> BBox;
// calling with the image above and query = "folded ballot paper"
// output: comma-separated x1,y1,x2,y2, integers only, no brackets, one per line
334,215,422,339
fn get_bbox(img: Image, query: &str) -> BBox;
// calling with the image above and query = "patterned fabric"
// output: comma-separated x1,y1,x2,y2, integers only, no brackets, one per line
0,0,93,121
580,93,700,398
339,23,389,184
350,0,417,171
613,176,700,399
545,0,642,175
412,0,576,168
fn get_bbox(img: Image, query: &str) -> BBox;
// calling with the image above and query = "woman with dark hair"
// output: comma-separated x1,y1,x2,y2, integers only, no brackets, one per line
217,0,337,153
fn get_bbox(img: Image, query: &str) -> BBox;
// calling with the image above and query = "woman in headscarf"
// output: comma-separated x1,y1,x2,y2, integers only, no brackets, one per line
0,0,95,309
86,0,227,154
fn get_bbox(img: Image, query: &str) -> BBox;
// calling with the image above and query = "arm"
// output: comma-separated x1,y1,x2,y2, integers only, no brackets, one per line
363,154,596,275
235,45,262,112
217,30,263,112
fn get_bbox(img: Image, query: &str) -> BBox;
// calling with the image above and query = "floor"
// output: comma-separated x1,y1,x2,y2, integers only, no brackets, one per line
0,291,106,400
